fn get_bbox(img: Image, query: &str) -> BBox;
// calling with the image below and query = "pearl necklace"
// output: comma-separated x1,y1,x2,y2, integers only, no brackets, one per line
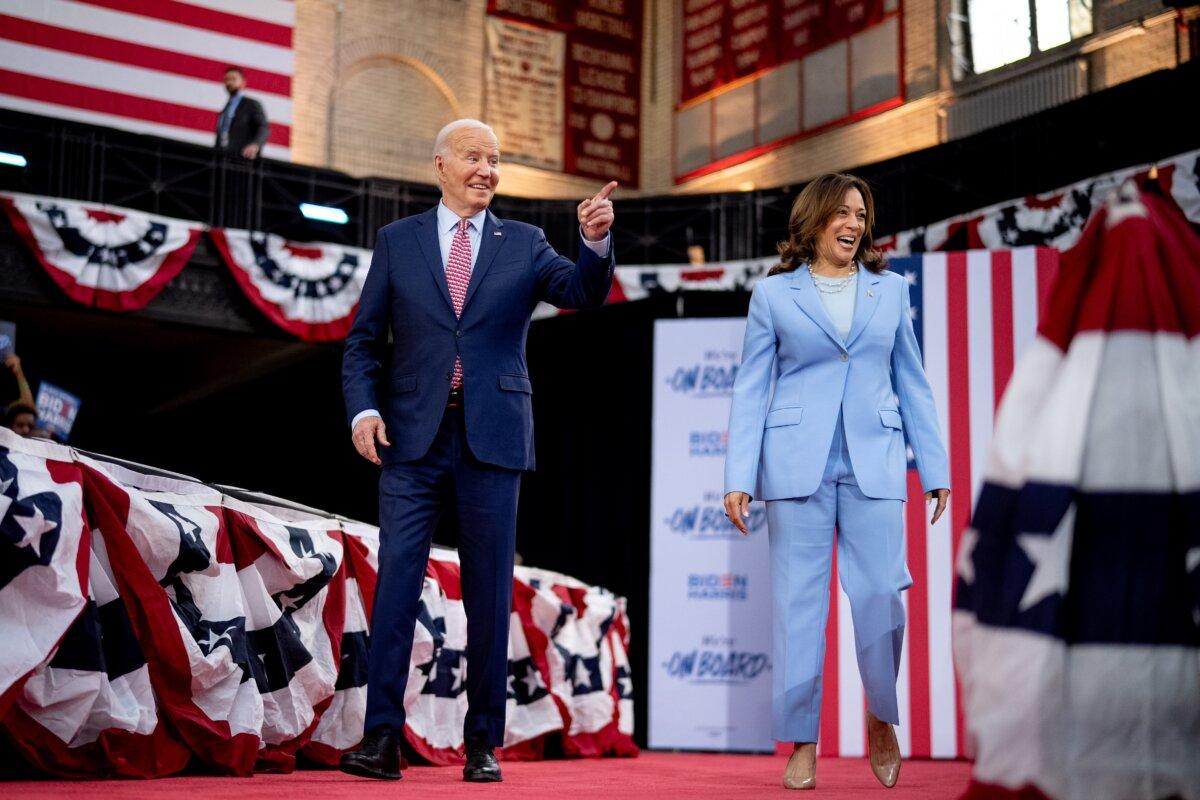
810,266,858,294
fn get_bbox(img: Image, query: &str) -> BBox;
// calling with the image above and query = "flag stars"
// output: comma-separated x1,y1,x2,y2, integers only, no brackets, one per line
905,270,918,286
616,667,633,699
277,592,302,612
1016,504,1075,612
572,658,593,692
521,664,543,697
198,626,234,655
13,502,58,558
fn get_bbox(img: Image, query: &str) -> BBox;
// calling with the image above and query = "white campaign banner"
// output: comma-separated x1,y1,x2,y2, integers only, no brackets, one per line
648,318,773,752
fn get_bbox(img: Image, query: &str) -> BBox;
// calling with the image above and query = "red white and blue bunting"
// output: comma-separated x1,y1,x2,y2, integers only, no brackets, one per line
0,191,202,311
952,187,1200,799
209,229,372,342
876,148,1200,255
5,150,1198,332
0,428,637,778
531,149,1200,320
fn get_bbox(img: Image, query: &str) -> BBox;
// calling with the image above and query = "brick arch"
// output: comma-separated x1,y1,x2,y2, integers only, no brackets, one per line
302,31,476,120
298,24,480,168
327,55,463,179
338,53,463,118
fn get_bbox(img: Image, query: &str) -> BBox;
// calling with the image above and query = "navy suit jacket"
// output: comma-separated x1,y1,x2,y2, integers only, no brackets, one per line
342,205,614,471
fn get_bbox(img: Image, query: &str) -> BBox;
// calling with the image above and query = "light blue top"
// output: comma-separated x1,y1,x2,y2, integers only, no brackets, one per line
812,269,858,341
723,266,949,501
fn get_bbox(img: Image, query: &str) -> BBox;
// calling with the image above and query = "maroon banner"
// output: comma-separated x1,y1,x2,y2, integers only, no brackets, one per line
778,0,828,62
728,0,777,80
681,0,726,102
681,0,890,102
825,0,885,41
564,0,643,186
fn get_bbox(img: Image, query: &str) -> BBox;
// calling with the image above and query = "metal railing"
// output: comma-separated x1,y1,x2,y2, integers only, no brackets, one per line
1,60,1193,264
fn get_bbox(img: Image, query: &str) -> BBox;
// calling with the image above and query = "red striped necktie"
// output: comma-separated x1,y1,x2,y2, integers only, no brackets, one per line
446,218,472,389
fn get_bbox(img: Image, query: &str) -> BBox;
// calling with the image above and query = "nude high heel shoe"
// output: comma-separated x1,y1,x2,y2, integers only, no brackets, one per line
783,742,816,790
866,711,901,788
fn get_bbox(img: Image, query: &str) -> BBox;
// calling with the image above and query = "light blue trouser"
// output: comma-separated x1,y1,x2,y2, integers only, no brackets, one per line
766,414,911,743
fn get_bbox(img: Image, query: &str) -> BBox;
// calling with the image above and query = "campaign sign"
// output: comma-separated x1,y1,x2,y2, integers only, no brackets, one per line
648,318,773,752
0,320,14,361
35,382,81,441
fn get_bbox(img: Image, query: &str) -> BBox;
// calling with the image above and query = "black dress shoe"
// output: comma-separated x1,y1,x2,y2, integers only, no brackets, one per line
340,728,402,780
463,742,502,783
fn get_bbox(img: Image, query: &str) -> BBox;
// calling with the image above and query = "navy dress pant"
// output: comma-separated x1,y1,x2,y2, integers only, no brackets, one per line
364,404,520,747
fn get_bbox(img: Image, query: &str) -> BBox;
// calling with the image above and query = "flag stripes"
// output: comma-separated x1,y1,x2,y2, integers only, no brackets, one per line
820,248,1058,757
0,0,293,159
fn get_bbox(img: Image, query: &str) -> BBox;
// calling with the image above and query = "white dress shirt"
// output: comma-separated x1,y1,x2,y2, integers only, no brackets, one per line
351,202,611,430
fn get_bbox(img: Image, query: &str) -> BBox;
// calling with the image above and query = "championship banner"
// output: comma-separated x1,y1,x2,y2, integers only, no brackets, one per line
649,318,773,752
0,437,637,777
0,191,202,311
485,16,566,172
680,0,887,103
953,190,1200,799
563,0,643,186
209,229,372,343
487,0,642,187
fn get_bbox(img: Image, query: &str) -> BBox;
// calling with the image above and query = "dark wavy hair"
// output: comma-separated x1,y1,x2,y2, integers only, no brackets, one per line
769,173,886,276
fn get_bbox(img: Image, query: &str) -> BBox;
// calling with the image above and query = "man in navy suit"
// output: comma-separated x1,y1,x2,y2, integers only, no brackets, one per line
214,67,269,159
340,119,617,783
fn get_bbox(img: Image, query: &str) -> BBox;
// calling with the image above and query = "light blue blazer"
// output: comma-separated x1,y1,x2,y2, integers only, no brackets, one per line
724,265,949,501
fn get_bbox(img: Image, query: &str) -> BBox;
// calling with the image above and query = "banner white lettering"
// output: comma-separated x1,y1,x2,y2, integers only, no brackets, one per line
648,318,773,752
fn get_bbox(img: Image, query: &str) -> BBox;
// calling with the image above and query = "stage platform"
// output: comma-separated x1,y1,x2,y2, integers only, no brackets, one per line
5,752,971,799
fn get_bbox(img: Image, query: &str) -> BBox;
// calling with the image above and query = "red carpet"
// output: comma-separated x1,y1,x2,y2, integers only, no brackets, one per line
4,752,970,799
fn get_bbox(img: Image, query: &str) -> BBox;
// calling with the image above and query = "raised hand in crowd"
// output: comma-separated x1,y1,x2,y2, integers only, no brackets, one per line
5,353,34,408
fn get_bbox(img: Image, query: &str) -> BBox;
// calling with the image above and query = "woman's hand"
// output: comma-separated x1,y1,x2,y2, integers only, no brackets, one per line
926,488,949,525
723,491,752,535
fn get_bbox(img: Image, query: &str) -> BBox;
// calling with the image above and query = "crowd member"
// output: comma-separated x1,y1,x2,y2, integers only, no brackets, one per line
215,67,269,160
3,354,36,437
4,403,36,437
4,354,33,409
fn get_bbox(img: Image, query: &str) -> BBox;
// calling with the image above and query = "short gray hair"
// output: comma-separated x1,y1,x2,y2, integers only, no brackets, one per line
433,119,497,157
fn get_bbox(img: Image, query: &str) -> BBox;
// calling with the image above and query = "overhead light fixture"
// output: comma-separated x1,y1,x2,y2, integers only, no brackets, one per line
299,202,349,224
0,151,28,168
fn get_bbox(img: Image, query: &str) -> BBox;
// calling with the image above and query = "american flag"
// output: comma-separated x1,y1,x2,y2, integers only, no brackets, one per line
0,0,293,159
816,246,1060,758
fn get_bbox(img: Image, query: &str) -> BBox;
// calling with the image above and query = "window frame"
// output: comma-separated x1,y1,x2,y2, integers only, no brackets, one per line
957,0,1094,80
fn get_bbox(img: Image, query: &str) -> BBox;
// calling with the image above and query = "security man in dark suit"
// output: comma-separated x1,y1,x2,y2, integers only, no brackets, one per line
215,67,269,159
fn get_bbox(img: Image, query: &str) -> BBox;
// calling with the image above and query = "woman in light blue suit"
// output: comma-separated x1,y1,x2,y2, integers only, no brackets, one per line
723,174,949,790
